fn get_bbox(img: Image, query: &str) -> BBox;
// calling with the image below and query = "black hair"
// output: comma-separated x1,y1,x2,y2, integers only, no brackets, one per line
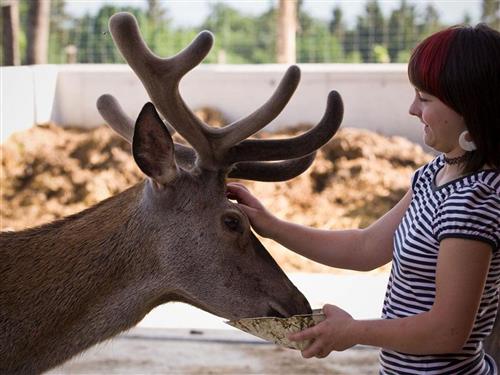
409,24,500,173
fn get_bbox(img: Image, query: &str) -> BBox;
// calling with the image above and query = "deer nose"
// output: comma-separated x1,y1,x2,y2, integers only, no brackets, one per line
291,292,312,316
285,279,312,316
267,291,312,318
266,301,291,318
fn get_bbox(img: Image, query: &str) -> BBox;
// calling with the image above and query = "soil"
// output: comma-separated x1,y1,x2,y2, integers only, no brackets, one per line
47,328,381,374
0,118,433,274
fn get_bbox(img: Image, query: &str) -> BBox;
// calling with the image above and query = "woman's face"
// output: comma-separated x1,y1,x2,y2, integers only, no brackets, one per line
409,89,467,155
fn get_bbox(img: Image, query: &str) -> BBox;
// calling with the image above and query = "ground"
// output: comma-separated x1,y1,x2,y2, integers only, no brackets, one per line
47,328,380,374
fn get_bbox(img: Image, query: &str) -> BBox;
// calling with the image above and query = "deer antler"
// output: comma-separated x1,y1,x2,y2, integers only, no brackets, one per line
101,12,343,181
97,94,197,168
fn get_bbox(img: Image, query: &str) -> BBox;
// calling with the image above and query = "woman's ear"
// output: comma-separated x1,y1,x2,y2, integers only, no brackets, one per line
132,102,178,185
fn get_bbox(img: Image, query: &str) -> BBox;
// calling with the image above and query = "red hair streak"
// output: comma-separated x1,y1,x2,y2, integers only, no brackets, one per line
410,28,458,106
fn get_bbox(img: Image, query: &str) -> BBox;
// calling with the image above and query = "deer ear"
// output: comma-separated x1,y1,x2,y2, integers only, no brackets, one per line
133,102,177,185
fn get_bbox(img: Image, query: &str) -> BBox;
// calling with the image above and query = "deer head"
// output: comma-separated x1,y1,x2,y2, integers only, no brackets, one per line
0,12,346,374
97,12,343,320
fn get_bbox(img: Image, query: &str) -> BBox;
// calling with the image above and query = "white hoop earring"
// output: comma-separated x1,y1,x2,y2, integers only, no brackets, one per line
459,130,477,152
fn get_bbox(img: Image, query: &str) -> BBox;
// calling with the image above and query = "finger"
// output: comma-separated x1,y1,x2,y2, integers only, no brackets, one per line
314,348,329,359
288,326,319,342
229,187,260,207
225,191,239,200
301,338,325,359
226,182,250,193
226,188,248,203
323,304,336,316
235,203,254,217
225,184,250,200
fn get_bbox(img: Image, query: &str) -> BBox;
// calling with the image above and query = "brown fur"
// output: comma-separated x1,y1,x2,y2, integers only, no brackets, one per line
0,173,310,373
0,184,158,373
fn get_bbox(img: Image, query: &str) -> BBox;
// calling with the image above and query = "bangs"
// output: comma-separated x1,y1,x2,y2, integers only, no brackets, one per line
408,27,459,103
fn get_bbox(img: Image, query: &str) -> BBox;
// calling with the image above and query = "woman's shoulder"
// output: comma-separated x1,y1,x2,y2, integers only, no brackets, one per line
435,169,499,251
440,170,500,220
455,168,500,196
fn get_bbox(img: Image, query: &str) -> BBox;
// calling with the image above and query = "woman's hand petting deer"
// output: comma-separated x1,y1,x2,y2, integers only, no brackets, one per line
228,23,500,375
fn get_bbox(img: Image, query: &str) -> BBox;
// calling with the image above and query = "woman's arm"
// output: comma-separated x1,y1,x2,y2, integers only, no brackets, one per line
226,183,413,271
290,238,492,356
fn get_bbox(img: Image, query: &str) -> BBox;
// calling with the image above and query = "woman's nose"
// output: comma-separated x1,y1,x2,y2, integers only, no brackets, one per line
409,100,420,117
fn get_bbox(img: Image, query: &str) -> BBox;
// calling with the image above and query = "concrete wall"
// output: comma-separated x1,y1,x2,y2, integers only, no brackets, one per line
1,64,424,145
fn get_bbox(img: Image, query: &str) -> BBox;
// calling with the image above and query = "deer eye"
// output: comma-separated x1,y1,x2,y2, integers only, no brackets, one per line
223,215,242,233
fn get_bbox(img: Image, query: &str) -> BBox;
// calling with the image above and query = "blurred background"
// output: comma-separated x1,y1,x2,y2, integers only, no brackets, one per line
2,0,499,66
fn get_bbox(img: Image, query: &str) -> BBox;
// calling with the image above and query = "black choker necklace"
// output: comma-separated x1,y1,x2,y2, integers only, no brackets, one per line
444,153,469,165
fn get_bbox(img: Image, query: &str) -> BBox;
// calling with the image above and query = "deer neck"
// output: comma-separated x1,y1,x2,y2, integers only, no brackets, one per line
0,181,164,374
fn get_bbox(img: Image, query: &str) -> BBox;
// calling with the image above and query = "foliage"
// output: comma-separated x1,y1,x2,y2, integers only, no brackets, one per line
3,0,499,65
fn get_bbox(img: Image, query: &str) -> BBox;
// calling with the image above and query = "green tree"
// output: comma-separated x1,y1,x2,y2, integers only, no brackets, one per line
252,7,277,63
328,5,347,60
481,0,500,29
356,0,386,62
143,0,175,58
387,0,417,62
418,3,441,38
463,11,473,25
372,43,390,62
75,5,144,63
48,0,74,63
201,2,273,63
297,0,314,35
146,0,167,27
297,21,342,62
342,29,360,60
329,6,344,36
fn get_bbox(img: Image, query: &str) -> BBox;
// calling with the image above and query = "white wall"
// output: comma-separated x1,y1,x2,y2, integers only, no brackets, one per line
1,64,424,145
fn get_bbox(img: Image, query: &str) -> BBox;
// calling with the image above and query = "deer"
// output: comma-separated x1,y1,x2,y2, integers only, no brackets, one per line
0,12,344,374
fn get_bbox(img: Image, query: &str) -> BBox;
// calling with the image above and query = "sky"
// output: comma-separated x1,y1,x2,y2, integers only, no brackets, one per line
64,0,482,28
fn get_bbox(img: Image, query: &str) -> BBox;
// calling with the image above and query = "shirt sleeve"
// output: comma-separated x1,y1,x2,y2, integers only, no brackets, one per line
434,185,500,251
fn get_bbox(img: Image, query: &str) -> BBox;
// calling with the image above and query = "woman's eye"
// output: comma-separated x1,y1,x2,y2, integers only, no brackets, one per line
416,91,430,102
224,216,241,232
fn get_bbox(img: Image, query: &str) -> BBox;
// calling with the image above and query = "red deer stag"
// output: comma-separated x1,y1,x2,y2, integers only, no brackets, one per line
0,12,344,374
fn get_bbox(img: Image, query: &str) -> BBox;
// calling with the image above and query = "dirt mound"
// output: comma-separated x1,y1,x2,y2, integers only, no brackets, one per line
1,122,432,273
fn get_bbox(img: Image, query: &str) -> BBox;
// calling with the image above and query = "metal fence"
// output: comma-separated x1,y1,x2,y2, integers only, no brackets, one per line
2,0,499,65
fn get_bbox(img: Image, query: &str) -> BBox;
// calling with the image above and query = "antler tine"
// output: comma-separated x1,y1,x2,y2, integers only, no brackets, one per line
215,65,301,151
109,13,213,78
228,153,316,182
97,94,176,137
109,12,215,163
97,94,135,142
226,91,343,164
97,94,196,168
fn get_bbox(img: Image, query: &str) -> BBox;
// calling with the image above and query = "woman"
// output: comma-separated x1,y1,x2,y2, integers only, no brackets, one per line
227,24,499,374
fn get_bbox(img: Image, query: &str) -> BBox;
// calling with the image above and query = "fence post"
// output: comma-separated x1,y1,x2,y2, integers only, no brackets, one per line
1,0,20,66
26,0,51,65
277,0,297,64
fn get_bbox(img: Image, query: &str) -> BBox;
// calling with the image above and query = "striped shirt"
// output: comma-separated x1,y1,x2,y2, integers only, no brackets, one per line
380,155,500,375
